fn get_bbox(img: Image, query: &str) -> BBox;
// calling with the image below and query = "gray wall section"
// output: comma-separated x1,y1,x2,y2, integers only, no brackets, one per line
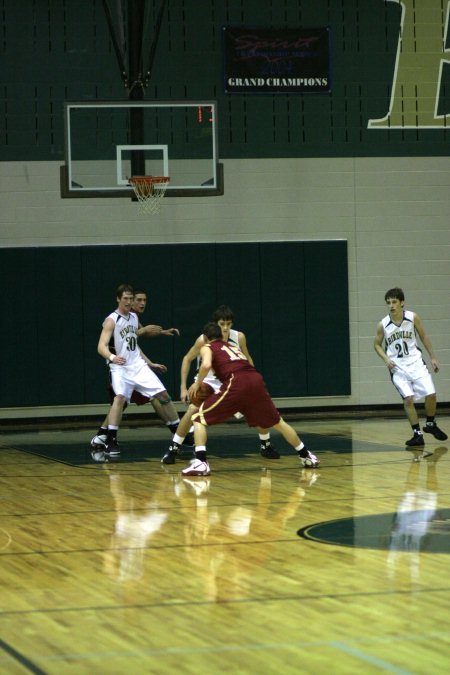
0,242,350,407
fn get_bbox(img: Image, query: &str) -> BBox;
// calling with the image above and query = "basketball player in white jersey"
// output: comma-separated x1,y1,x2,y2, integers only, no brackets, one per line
97,284,175,458
374,287,447,447
91,288,191,452
161,305,279,464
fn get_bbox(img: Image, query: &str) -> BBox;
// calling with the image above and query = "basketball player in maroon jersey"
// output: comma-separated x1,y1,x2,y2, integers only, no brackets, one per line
181,322,320,476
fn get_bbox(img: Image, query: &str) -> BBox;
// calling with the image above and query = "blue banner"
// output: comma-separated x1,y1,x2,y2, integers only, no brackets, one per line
223,26,331,94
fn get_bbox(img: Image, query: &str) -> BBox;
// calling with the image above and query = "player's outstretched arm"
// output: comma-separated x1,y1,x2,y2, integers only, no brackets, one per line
138,324,180,337
161,327,180,336
180,335,205,403
189,345,213,399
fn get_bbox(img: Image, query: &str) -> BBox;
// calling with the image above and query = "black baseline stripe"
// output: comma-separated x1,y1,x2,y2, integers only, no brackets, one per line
0,638,47,675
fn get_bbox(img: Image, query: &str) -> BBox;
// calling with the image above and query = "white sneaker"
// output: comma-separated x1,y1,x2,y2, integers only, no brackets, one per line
299,450,320,468
181,459,211,476
91,433,107,448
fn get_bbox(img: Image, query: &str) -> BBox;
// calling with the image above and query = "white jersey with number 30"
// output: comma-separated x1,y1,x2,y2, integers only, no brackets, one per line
106,311,142,368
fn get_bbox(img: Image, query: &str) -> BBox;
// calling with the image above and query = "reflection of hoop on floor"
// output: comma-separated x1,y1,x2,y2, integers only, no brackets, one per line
129,175,170,214
0,527,12,551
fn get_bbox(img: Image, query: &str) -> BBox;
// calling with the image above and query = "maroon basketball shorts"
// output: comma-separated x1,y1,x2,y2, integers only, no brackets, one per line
192,372,280,428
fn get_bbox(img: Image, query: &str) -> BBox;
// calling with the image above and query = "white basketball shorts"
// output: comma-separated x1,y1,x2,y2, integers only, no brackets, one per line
110,361,166,403
391,359,435,402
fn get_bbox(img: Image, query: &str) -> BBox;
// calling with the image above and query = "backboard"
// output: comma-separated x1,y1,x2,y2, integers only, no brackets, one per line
60,100,223,198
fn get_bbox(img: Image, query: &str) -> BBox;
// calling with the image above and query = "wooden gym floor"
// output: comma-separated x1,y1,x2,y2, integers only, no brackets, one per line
0,414,449,674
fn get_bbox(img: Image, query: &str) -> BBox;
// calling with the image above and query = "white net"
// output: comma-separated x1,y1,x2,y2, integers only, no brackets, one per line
129,176,170,214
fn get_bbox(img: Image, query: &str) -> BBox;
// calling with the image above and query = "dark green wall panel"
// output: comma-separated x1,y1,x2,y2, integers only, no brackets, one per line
35,248,84,405
0,241,350,408
0,249,39,407
259,242,308,396
170,244,218,396
304,240,350,396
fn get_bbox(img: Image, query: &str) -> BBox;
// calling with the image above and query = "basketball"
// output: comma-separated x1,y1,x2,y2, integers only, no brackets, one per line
190,382,214,407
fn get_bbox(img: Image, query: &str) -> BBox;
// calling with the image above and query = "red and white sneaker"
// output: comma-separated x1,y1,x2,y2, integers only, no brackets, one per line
181,459,211,476
299,450,320,468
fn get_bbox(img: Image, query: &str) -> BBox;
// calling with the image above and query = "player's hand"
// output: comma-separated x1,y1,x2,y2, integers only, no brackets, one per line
180,387,190,404
188,383,199,401
161,327,180,336
151,362,167,373
386,359,396,370
431,358,440,373
113,355,126,365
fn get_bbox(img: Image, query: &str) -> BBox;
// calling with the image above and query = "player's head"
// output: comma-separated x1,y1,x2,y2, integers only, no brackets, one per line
212,305,234,339
116,284,134,313
116,283,134,300
203,322,223,342
384,287,405,303
132,289,147,314
212,305,234,323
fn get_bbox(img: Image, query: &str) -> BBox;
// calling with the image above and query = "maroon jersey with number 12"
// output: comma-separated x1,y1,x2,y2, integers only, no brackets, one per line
207,340,254,379
193,340,281,428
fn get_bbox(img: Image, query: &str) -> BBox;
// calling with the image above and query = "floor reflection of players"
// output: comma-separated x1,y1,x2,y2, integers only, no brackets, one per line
177,469,319,602
387,447,447,584
103,468,168,584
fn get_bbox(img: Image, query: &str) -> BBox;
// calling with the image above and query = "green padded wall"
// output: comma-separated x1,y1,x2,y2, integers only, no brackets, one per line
0,241,349,407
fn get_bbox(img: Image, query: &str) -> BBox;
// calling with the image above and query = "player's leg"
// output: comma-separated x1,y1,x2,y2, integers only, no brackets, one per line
180,390,240,475
391,369,425,447
91,414,109,448
181,420,210,476
105,394,126,455
272,417,320,468
423,392,448,440
161,405,197,464
403,396,424,447
257,426,280,459
105,369,135,455
152,393,193,444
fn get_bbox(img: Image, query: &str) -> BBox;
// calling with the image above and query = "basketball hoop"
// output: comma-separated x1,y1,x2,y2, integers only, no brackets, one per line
128,175,170,214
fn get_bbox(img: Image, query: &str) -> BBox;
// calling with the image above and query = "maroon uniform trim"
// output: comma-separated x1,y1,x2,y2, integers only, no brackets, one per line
192,342,281,429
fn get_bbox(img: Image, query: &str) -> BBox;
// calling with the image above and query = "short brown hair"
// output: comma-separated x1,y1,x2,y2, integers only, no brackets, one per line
384,287,404,302
116,283,134,299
